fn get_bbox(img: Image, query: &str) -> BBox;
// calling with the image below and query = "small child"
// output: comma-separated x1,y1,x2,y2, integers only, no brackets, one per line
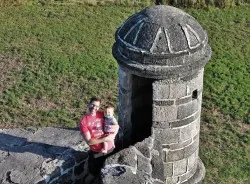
102,106,118,153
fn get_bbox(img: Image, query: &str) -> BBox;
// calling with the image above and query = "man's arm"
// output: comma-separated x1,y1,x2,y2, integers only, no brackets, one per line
81,131,115,145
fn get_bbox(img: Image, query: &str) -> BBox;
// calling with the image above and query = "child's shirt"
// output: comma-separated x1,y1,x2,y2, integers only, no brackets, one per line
104,117,117,133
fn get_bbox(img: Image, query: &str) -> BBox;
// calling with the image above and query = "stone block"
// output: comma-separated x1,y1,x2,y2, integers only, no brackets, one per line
162,138,192,150
181,158,205,184
119,67,132,90
179,161,197,182
187,150,198,171
153,81,170,100
105,147,137,169
169,83,187,99
177,100,198,119
184,50,204,65
166,149,185,162
190,119,200,139
40,158,62,178
134,137,153,158
152,121,170,129
166,176,179,184
184,137,199,158
169,112,198,128
167,56,185,66
163,162,173,177
181,72,199,82
176,95,192,105
180,119,200,141
151,149,165,181
173,158,187,176
153,128,180,145
187,69,204,95
180,125,192,141
153,99,175,106
137,154,152,174
153,105,177,122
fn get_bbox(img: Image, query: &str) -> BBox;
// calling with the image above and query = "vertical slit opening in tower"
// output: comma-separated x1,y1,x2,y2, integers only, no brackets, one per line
131,75,154,144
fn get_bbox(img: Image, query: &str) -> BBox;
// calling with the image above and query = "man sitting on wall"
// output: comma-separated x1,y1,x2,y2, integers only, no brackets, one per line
80,97,119,175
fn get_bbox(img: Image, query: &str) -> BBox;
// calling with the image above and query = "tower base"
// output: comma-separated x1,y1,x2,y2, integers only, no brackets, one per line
183,158,205,184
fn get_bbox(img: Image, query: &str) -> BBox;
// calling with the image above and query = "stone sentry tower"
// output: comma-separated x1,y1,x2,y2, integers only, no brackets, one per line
105,5,211,184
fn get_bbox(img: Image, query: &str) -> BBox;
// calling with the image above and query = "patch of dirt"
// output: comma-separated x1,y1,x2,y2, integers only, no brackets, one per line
201,108,250,134
22,96,60,111
0,54,23,93
0,123,20,129
32,98,59,110
239,123,250,134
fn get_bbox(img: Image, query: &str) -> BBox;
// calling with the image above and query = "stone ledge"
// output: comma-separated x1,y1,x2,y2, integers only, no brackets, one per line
0,127,89,184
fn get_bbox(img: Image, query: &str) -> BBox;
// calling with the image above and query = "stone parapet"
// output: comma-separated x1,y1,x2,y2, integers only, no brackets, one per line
102,136,205,184
0,128,91,184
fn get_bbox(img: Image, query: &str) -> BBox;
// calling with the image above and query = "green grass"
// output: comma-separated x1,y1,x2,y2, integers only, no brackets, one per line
0,5,139,127
187,7,250,123
0,3,249,183
200,109,250,184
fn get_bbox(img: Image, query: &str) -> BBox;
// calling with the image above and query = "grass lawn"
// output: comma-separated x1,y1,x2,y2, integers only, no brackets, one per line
0,3,249,183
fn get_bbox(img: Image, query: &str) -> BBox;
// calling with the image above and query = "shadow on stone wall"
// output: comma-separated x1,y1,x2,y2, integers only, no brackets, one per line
0,128,89,184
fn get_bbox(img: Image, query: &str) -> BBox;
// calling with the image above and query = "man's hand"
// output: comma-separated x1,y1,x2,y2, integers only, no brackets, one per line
104,134,116,142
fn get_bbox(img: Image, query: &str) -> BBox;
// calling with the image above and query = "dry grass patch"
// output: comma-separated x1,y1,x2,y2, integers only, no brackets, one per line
0,54,23,93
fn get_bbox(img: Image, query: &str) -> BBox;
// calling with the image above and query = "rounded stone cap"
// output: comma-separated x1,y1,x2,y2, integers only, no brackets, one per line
113,5,211,79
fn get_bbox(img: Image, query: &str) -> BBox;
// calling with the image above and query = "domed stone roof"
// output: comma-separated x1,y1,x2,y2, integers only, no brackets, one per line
113,5,211,79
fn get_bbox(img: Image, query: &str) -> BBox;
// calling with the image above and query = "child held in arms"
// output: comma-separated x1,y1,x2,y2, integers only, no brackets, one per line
102,106,118,153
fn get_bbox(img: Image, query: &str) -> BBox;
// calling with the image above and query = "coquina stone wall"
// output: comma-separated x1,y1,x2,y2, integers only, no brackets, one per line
104,5,211,184
0,128,97,184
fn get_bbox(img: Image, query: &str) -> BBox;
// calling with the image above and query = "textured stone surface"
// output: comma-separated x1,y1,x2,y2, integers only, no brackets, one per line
153,105,178,122
187,150,199,171
177,99,199,119
163,162,173,177
153,99,175,106
105,147,137,170
137,153,152,174
180,118,200,141
102,166,152,184
113,6,211,79
153,128,180,144
112,4,210,184
151,149,164,181
134,137,154,158
119,67,132,90
162,138,192,150
173,158,187,176
0,128,88,184
187,69,204,95
182,158,205,184
169,111,199,128
153,81,170,100
169,83,187,99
